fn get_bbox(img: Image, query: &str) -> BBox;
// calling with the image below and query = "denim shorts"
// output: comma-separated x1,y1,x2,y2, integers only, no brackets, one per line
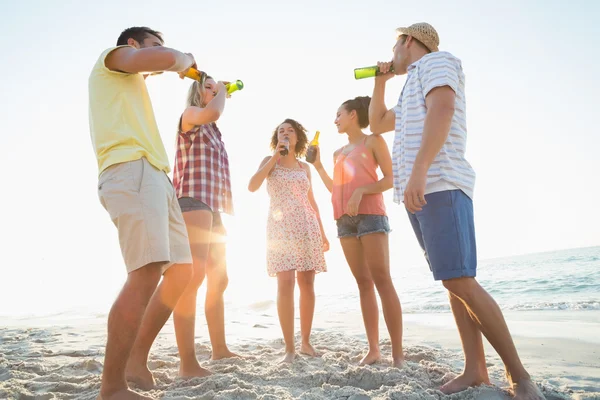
407,190,476,281
178,197,224,230
336,214,390,238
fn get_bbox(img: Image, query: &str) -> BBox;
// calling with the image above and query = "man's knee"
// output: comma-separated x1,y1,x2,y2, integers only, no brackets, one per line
127,261,163,288
442,277,477,300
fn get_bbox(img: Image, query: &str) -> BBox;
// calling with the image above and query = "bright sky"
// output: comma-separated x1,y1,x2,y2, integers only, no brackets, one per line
0,0,599,316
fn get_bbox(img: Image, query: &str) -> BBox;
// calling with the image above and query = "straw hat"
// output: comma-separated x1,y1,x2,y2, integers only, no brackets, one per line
396,23,439,52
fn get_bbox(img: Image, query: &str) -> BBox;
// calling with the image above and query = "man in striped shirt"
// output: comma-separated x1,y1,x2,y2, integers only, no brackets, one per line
369,23,544,400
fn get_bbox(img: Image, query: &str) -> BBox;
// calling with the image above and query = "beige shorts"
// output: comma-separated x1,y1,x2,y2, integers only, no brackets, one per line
98,157,192,274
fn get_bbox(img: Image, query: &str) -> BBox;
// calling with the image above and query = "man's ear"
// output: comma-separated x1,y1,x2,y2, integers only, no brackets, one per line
126,37,138,48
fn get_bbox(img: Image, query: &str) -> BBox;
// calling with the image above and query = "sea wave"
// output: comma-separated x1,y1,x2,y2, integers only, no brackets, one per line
403,300,600,313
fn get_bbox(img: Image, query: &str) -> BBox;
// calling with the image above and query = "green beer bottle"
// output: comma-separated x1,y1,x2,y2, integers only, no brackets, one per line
184,68,244,95
225,80,244,95
354,65,395,80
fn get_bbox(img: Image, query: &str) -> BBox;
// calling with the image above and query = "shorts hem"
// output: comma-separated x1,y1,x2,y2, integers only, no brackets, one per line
126,257,169,274
432,268,477,281
356,228,391,238
126,248,192,275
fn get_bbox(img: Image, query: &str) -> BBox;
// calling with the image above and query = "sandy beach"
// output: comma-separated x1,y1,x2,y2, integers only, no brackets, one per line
1,310,598,399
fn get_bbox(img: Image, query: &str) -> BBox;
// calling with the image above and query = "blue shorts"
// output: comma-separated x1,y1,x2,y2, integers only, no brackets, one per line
407,190,477,281
178,197,224,231
336,214,390,238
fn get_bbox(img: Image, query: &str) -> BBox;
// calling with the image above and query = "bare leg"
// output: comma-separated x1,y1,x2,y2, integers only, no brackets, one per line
340,237,380,365
173,210,213,378
205,223,237,360
440,291,489,393
443,278,544,399
100,263,163,399
277,270,296,363
297,270,317,356
360,233,404,367
125,263,192,390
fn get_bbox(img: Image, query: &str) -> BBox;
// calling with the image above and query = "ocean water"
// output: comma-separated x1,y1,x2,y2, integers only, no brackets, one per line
3,246,598,326
396,245,600,313
292,245,600,317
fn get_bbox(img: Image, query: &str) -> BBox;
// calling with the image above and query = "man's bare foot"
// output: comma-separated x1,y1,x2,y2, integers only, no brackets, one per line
512,379,545,400
280,352,296,364
358,349,381,366
299,342,318,357
211,349,240,361
125,363,155,391
440,372,490,394
98,388,155,400
178,362,213,379
392,357,404,368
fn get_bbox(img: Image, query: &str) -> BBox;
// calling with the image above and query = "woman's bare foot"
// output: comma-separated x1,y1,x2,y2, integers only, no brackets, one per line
211,348,240,361
440,372,490,394
280,352,296,364
179,361,213,379
512,379,545,400
98,388,155,400
300,342,318,357
125,363,155,391
392,356,404,368
358,349,381,366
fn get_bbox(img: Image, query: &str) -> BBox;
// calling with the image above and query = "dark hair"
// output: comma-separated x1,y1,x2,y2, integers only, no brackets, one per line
270,119,309,157
342,96,372,129
399,34,431,54
117,27,164,46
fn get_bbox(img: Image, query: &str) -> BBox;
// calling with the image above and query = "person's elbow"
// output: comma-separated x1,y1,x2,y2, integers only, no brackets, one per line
370,124,386,135
247,180,259,192
136,47,178,72
382,175,394,191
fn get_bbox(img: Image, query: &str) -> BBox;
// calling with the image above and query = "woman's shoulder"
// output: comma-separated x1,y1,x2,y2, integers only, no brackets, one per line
298,160,311,172
333,146,345,157
261,155,273,166
364,133,387,149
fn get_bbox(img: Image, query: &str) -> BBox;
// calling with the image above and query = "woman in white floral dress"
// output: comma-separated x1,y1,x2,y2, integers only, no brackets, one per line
248,118,328,363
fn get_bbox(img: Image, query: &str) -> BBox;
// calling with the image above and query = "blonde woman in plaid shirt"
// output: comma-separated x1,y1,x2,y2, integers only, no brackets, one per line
171,75,237,378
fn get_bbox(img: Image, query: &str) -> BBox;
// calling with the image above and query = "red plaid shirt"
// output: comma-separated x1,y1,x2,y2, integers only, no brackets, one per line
173,121,233,215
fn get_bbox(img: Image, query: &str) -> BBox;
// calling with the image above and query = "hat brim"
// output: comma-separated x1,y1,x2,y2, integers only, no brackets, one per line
395,27,439,52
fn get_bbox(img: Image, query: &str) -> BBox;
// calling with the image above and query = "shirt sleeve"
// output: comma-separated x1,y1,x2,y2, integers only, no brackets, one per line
100,45,135,76
418,53,461,98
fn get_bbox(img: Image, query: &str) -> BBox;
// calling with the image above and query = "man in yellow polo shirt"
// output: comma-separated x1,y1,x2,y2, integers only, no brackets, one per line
89,26,196,400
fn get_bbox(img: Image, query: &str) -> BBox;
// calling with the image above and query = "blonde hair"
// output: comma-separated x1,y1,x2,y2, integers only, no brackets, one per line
186,75,213,108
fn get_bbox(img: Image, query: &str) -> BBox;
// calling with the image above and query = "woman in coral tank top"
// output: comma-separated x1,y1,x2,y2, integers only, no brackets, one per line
312,96,404,368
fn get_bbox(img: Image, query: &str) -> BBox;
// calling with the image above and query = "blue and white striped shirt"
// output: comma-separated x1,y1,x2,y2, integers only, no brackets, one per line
392,51,476,203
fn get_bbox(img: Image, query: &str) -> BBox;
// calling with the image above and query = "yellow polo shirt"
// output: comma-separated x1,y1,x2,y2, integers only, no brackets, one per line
89,46,170,175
